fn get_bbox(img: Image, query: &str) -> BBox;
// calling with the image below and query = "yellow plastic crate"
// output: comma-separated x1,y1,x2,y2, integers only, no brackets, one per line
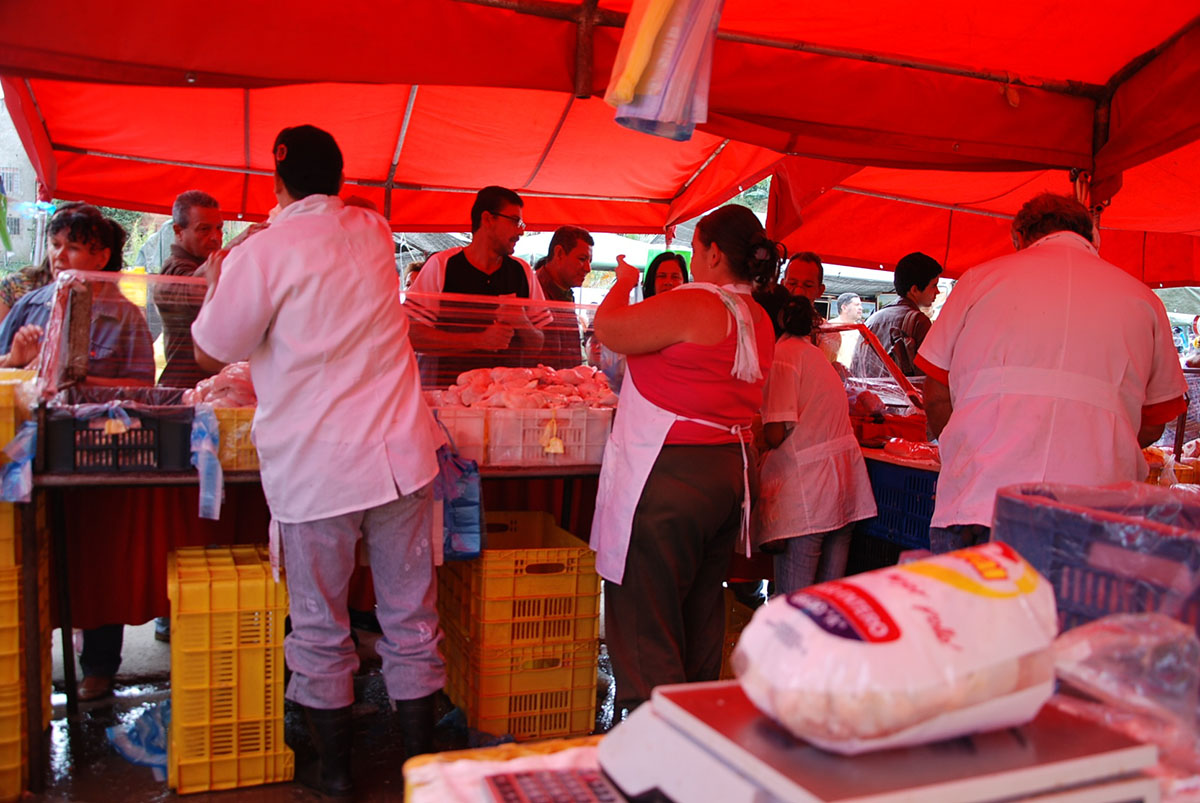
438,512,599,649
443,632,598,741
0,685,19,803
0,569,17,688
172,750,294,796
213,407,258,471
0,379,32,570
167,546,291,794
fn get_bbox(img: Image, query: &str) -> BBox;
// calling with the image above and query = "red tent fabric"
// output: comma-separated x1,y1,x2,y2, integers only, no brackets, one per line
1,1,1198,276
768,136,1200,285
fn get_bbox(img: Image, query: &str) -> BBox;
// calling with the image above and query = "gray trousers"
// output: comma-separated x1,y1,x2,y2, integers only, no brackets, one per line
929,524,991,554
281,483,444,709
772,523,853,596
604,444,744,715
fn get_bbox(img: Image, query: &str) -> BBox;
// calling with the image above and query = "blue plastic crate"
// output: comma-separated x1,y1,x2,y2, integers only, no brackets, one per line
845,529,903,575
993,483,1200,635
858,459,937,550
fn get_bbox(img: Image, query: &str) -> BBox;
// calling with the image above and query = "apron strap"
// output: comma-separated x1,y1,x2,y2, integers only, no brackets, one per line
684,283,762,383
678,415,754,557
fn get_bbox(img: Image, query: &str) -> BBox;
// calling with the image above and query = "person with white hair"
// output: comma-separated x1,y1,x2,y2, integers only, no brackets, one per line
918,192,1187,552
830,292,863,366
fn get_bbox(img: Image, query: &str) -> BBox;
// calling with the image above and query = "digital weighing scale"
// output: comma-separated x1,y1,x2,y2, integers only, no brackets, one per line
598,681,1160,802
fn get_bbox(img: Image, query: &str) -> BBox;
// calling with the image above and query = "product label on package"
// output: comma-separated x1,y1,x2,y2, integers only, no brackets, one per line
899,541,1039,598
786,582,900,642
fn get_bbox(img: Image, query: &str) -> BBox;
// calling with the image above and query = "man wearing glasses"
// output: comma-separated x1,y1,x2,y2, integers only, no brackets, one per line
407,185,546,383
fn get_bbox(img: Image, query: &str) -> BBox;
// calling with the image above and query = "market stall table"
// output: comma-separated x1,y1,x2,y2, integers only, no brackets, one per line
18,463,601,795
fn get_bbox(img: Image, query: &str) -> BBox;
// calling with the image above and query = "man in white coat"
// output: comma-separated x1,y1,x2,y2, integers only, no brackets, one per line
916,192,1187,552
192,125,444,798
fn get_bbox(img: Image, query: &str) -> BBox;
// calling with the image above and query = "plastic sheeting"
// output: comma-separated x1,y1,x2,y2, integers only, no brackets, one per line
1052,613,1200,799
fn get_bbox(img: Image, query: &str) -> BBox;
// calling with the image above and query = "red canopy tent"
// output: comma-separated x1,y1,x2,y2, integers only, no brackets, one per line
1,1,1198,277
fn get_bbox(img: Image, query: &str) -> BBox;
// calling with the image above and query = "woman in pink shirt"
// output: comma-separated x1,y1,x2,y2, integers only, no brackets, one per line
591,204,780,716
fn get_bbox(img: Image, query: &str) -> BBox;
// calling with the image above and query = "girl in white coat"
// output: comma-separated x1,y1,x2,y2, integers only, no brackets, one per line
754,295,877,594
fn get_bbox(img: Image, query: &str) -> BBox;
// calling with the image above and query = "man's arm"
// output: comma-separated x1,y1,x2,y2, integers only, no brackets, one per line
1137,420,1168,449
190,247,273,370
194,343,227,374
924,374,953,440
407,321,515,354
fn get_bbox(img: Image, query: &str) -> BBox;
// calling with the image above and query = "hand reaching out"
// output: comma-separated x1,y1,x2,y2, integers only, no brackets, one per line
614,254,641,287
200,249,229,294
7,324,43,369
477,323,515,351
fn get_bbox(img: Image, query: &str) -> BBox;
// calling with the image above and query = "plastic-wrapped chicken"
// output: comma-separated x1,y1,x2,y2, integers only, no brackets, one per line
183,362,256,408
735,542,1058,754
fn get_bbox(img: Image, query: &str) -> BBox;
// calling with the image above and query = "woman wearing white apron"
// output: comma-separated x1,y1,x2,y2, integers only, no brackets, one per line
754,295,877,595
591,205,781,716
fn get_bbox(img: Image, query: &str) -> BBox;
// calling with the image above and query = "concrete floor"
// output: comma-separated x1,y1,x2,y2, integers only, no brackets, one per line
35,623,614,802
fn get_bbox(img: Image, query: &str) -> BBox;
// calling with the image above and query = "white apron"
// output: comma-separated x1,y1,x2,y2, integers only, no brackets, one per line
754,432,876,546
590,283,761,584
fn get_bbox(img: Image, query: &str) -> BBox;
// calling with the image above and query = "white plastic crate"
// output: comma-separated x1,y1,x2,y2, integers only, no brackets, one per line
486,408,611,467
433,407,487,464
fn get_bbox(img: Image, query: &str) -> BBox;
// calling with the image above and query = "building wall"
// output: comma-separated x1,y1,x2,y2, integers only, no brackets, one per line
0,102,38,269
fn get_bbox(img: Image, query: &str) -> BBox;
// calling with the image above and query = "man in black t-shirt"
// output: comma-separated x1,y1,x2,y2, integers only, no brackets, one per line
406,186,547,385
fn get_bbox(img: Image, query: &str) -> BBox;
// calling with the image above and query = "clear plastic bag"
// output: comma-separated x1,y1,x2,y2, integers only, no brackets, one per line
189,403,223,520
1051,613,1200,799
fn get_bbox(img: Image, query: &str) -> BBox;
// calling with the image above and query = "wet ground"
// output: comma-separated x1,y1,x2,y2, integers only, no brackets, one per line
34,624,616,802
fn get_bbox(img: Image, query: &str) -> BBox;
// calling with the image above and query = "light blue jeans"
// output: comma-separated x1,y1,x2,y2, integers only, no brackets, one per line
281,484,444,709
772,524,854,596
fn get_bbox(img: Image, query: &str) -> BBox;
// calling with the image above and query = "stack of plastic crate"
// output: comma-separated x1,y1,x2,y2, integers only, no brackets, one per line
0,373,47,803
168,545,292,794
437,512,600,741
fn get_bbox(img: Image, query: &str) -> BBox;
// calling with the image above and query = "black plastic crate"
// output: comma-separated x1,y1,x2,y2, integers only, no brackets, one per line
858,458,937,550
44,386,193,472
993,483,1200,636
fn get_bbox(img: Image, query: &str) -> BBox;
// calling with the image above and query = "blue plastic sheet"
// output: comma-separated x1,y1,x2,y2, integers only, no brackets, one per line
434,420,485,561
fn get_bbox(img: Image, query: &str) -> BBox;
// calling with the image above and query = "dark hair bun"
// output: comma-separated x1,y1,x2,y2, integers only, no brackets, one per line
747,235,785,286
776,294,817,338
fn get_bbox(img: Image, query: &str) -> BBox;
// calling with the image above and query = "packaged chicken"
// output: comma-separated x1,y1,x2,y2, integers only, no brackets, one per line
734,542,1058,754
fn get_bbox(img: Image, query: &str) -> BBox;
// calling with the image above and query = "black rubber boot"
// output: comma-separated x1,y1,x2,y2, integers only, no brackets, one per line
394,692,437,759
296,704,354,799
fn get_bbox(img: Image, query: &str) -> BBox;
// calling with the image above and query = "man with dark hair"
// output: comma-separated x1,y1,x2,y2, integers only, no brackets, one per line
917,193,1186,552
781,251,824,299
849,251,942,377
192,124,445,797
537,225,593,302
780,251,840,360
406,185,546,382
535,225,593,367
153,189,223,387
